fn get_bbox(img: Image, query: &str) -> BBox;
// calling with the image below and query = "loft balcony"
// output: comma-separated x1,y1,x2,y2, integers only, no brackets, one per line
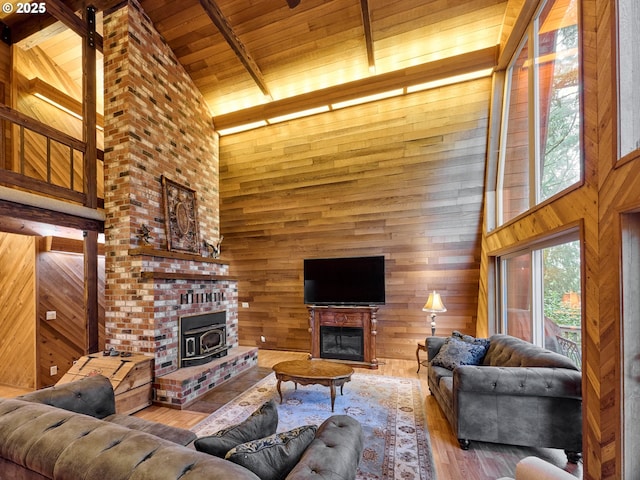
0,103,103,211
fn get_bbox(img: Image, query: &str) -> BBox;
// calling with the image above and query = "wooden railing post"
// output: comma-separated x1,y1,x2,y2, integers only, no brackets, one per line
83,5,97,209
83,5,99,354
84,230,99,354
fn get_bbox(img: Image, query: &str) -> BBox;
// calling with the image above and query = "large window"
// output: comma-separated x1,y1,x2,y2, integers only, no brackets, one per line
499,234,582,367
617,0,640,159
498,0,581,225
621,213,640,477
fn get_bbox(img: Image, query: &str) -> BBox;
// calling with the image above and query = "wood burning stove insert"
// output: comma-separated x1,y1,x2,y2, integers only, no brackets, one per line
179,310,227,367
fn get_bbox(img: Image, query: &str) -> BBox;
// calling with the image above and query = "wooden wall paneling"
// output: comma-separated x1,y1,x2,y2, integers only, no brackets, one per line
591,0,637,476
220,78,491,360
0,232,36,389
36,242,105,388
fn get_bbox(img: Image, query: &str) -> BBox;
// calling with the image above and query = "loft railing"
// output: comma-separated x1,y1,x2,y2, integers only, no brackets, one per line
0,103,102,208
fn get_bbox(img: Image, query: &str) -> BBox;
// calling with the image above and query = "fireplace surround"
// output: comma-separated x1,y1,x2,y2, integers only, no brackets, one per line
308,306,378,368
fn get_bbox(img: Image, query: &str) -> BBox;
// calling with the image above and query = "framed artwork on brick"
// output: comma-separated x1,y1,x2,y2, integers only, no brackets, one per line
161,175,200,254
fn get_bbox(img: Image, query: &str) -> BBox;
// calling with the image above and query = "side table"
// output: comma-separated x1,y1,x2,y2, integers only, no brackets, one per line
416,342,428,373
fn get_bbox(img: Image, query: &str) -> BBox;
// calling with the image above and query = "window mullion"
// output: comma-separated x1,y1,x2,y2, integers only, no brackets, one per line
530,19,540,208
531,249,545,347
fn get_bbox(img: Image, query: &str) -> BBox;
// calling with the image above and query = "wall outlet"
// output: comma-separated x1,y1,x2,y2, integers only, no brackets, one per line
242,302,250,308
50,365,58,376
46,311,56,320
260,336,266,343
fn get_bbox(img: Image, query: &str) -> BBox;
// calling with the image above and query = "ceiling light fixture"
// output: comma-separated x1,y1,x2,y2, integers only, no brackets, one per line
267,106,331,124
217,69,494,136
217,120,268,136
331,88,403,110
29,78,105,131
406,68,493,93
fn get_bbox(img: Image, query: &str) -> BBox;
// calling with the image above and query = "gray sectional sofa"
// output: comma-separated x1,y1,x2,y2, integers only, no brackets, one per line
426,333,582,462
0,375,364,479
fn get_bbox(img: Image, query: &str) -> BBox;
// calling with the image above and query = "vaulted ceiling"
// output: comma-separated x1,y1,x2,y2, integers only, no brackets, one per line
1,0,509,127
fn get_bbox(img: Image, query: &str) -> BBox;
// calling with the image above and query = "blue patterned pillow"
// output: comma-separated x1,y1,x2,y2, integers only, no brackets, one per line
452,330,490,349
225,425,318,480
431,336,489,370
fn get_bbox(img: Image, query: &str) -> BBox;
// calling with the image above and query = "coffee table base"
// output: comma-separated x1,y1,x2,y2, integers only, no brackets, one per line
272,360,354,412
275,375,350,412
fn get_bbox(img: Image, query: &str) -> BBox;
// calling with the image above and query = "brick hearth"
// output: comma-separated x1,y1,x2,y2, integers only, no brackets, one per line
154,346,257,408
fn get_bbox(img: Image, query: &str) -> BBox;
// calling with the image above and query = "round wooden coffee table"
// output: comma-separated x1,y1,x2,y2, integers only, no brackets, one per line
272,360,354,412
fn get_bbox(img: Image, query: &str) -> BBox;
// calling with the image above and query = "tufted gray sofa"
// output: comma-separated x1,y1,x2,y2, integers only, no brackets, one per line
427,334,582,463
0,375,364,479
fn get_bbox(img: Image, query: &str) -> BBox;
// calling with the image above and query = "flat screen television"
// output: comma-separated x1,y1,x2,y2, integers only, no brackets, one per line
303,255,385,305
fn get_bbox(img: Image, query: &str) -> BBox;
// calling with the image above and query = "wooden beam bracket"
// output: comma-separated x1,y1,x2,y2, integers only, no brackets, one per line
86,5,96,49
1,22,10,45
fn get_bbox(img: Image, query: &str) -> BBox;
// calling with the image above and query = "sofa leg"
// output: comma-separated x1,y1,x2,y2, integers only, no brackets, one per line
565,450,582,464
458,439,470,450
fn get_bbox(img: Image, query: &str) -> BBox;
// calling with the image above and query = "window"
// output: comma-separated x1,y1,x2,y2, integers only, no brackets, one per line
617,0,640,159
499,39,530,223
498,0,581,225
498,233,582,367
621,213,640,477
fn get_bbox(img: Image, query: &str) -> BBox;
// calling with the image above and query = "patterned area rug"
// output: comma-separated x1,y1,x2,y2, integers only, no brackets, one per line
191,372,436,480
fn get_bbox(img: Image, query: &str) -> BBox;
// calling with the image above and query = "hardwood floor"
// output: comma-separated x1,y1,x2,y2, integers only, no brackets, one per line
0,349,583,479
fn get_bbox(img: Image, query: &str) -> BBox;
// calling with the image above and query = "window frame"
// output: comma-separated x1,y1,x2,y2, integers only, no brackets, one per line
496,228,582,350
615,0,640,165
496,0,583,226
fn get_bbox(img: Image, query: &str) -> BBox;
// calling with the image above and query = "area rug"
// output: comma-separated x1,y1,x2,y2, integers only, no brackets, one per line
191,372,436,480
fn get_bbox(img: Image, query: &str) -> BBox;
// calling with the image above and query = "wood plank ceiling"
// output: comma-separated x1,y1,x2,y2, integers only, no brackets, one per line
2,0,507,124
140,0,507,120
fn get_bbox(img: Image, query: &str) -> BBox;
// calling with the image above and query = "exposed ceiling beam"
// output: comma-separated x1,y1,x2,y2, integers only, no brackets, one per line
199,0,271,96
214,46,498,131
360,0,375,72
7,0,103,52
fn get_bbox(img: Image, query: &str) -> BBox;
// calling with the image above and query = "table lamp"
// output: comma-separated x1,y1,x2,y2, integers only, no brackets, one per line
423,291,447,336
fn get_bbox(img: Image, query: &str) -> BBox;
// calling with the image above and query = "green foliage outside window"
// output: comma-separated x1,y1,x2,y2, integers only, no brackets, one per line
543,241,581,336
540,24,581,201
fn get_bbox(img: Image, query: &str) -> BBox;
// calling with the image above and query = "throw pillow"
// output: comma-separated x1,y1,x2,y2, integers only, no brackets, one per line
225,425,318,480
452,330,491,348
194,399,278,458
431,336,489,370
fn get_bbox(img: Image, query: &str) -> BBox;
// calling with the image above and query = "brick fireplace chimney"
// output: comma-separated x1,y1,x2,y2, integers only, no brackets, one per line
101,1,255,409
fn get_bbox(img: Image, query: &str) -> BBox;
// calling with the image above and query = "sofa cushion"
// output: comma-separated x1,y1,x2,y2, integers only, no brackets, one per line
431,336,489,370
225,425,317,480
194,400,278,458
0,398,262,480
17,375,116,419
104,413,197,446
483,334,579,370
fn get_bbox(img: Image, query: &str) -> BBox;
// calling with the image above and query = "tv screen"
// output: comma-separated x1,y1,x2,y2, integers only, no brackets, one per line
304,256,385,305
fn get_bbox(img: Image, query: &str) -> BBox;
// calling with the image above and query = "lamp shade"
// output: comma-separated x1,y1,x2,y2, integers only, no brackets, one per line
422,291,447,313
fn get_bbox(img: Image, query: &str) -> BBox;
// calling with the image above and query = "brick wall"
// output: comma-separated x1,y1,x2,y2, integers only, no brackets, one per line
102,0,235,378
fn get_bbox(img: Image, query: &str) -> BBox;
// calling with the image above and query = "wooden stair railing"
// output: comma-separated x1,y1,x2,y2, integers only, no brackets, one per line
0,103,102,208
